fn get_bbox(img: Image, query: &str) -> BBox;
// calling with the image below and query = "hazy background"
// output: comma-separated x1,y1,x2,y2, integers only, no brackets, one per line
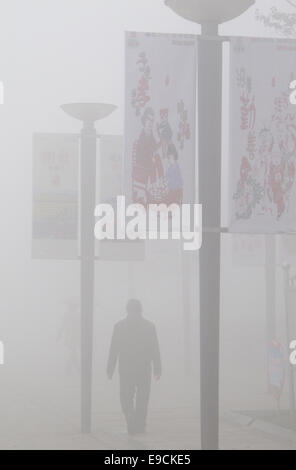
0,0,295,450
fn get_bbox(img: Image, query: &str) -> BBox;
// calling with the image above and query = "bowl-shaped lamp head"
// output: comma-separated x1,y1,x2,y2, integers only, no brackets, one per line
61,103,117,123
164,0,255,25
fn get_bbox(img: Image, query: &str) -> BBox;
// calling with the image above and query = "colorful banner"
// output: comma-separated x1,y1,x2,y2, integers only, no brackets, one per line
229,38,296,233
32,133,79,259
125,32,197,207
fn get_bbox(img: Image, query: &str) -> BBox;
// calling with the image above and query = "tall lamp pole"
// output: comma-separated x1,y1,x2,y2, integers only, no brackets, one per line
165,0,255,450
61,103,116,433
282,263,296,413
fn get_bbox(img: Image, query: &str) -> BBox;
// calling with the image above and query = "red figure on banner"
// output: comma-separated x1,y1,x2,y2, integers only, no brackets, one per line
132,108,167,205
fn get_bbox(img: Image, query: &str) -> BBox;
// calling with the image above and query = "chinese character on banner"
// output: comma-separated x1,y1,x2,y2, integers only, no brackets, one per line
229,38,296,233
125,32,197,207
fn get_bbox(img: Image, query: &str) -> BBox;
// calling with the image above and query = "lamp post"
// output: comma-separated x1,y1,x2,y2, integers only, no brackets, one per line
165,0,255,450
61,103,117,433
282,263,296,413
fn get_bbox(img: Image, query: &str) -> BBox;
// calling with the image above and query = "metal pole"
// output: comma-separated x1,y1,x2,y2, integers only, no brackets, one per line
265,235,276,342
198,23,222,450
265,235,277,387
61,102,116,434
80,120,96,433
283,265,296,413
182,251,197,374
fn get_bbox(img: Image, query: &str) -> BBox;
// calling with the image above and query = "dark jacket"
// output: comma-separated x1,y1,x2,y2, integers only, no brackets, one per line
107,314,161,377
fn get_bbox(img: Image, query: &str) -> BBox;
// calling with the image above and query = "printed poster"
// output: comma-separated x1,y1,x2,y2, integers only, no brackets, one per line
125,32,197,207
229,38,296,233
32,133,79,259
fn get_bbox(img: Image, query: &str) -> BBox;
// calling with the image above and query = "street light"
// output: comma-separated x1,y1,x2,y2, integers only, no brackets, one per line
164,0,255,450
165,0,255,25
61,103,116,123
61,103,117,434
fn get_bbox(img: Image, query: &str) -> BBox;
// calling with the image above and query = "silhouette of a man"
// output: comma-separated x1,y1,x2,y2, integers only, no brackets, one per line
107,299,161,435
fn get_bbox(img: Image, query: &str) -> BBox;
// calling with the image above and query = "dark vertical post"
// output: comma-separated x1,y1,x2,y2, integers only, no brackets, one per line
283,265,296,413
80,121,96,433
198,24,222,450
265,235,276,382
182,251,197,374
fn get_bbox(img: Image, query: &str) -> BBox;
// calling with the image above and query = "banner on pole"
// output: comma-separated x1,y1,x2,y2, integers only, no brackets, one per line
125,32,197,207
232,234,265,267
32,133,79,259
99,135,123,205
280,234,296,259
97,134,145,261
229,38,296,233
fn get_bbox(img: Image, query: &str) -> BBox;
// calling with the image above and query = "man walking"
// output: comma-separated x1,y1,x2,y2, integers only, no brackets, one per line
107,299,161,435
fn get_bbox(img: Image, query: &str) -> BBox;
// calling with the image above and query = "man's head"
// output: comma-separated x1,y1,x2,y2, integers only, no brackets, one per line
126,299,143,319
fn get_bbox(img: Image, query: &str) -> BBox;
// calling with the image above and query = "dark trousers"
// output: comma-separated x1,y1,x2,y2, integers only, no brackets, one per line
120,371,151,434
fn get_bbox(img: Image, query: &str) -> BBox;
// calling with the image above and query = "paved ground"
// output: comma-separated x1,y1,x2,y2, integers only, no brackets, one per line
1,407,296,450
